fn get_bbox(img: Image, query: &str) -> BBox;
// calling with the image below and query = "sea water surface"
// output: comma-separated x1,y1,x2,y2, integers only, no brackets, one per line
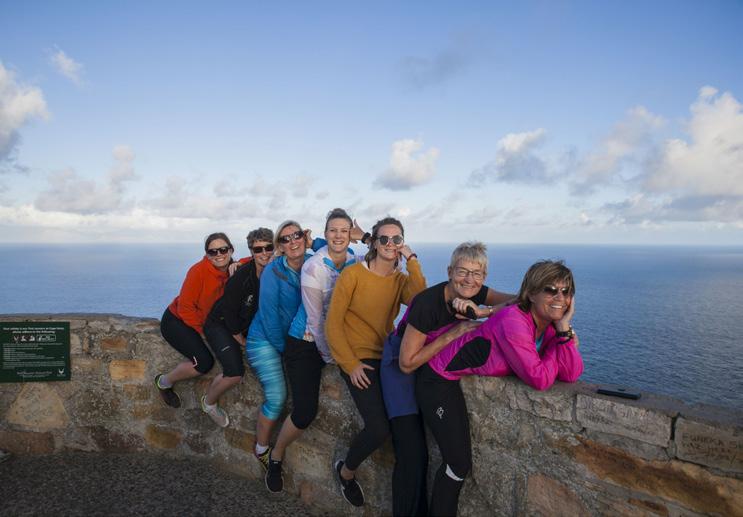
1,243,741,410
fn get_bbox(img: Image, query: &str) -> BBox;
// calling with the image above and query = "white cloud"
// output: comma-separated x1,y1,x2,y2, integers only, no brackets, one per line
0,62,49,165
49,47,84,85
643,87,743,197
374,138,439,190
35,145,139,214
571,106,664,192
469,128,550,185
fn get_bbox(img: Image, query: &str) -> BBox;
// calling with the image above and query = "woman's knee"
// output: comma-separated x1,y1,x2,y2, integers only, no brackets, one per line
193,351,215,374
290,402,319,430
262,383,287,420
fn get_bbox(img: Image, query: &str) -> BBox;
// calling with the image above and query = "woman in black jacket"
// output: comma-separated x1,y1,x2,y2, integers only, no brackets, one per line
200,227,275,427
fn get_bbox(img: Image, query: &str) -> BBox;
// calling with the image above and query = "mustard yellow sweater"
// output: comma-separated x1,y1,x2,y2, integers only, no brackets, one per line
325,259,426,374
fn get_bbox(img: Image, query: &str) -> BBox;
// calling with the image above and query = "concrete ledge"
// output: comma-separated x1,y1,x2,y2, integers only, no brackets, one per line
1,313,742,516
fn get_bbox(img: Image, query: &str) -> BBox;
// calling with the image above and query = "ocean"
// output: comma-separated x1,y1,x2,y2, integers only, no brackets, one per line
1,243,741,410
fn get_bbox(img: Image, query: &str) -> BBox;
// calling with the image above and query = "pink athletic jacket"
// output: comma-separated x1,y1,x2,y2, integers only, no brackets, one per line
427,304,583,390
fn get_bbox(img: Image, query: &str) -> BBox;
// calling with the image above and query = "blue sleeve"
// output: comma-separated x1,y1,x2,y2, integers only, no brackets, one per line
257,265,283,347
311,238,326,252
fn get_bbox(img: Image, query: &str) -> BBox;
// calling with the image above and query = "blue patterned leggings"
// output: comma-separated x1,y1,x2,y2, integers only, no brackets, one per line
245,338,286,420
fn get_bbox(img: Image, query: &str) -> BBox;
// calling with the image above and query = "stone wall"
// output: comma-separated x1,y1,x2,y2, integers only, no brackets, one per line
1,314,741,516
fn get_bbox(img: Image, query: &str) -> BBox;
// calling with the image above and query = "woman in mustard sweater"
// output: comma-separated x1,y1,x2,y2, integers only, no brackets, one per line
325,216,426,508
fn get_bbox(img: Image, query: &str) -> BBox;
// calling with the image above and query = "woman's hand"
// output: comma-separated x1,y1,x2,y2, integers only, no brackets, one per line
303,229,314,249
233,333,246,348
228,262,241,276
555,297,575,332
451,297,482,320
349,362,375,389
350,219,365,243
399,245,414,260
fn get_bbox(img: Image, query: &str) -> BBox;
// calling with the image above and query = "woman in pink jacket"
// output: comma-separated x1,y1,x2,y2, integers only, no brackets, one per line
415,260,583,516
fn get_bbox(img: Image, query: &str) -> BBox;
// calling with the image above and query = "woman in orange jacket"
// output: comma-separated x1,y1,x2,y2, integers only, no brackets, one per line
154,232,235,418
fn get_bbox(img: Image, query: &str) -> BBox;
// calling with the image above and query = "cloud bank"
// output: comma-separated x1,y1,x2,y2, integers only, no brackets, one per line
0,62,49,166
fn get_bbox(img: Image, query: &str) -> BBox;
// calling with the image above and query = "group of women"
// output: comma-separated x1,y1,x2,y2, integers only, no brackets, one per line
155,209,584,516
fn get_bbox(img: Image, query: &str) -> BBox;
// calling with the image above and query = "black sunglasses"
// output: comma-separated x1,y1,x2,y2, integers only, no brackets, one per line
206,246,231,257
251,244,274,254
277,230,304,244
542,285,571,297
376,235,403,246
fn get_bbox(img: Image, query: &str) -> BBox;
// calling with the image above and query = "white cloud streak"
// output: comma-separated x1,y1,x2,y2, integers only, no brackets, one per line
469,129,551,185
49,47,84,85
374,138,439,190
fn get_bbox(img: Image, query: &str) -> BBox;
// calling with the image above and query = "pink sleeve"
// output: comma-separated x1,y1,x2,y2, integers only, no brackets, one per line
491,314,560,391
541,334,584,383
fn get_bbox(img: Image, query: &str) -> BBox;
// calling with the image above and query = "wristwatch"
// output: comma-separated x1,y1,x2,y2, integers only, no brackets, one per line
361,232,371,245
555,326,574,339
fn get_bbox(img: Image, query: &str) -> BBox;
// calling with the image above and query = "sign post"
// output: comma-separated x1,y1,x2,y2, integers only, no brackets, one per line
0,322,71,382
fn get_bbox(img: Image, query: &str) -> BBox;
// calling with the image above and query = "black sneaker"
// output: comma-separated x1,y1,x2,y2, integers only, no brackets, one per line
265,456,284,493
334,460,364,507
154,374,181,408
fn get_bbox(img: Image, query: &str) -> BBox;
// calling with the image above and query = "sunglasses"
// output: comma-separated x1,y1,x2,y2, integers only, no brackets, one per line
376,235,404,246
206,246,231,257
542,285,571,297
277,230,304,244
251,244,275,254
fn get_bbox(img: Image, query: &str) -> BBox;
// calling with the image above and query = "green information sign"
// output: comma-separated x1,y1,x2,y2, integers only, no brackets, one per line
0,322,71,382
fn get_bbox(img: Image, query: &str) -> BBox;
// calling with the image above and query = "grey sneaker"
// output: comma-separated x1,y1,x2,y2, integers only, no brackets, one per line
200,395,229,428
334,460,364,507
255,446,272,473
154,374,181,408
265,455,284,493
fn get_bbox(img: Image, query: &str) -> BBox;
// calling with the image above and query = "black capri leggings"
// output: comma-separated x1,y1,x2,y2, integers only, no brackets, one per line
203,318,245,378
160,308,214,374
340,358,390,471
284,335,326,430
416,363,472,517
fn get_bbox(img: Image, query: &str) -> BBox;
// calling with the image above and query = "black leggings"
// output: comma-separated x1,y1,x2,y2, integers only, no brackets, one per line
160,308,214,374
203,318,245,378
390,414,428,517
416,364,472,517
340,359,390,471
284,335,326,430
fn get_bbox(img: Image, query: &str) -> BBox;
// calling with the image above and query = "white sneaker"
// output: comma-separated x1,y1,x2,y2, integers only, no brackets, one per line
201,395,230,428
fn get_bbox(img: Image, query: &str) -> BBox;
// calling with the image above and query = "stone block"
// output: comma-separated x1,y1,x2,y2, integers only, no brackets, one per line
0,430,55,454
225,428,255,453
576,394,671,447
88,426,145,452
72,356,101,374
144,424,181,449
674,417,742,473
68,319,87,330
123,384,150,401
88,320,112,332
527,473,590,517
70,333,82,354
185,433,211,455
7,384,69,430
100,335,128,352
109,359,146,381
563,436,743,516
502,380,575,422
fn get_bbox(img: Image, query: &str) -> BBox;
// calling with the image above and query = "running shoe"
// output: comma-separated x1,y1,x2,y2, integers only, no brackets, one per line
200,395,230,428
255,446,272,473
334,460,364,507
265,456,284,493
154,374,181,408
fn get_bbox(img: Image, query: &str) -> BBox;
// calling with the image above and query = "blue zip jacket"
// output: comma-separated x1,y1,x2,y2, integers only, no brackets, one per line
246,238,326,353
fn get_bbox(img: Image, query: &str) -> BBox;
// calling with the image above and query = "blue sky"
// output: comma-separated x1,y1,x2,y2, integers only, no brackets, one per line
1,1,742,244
